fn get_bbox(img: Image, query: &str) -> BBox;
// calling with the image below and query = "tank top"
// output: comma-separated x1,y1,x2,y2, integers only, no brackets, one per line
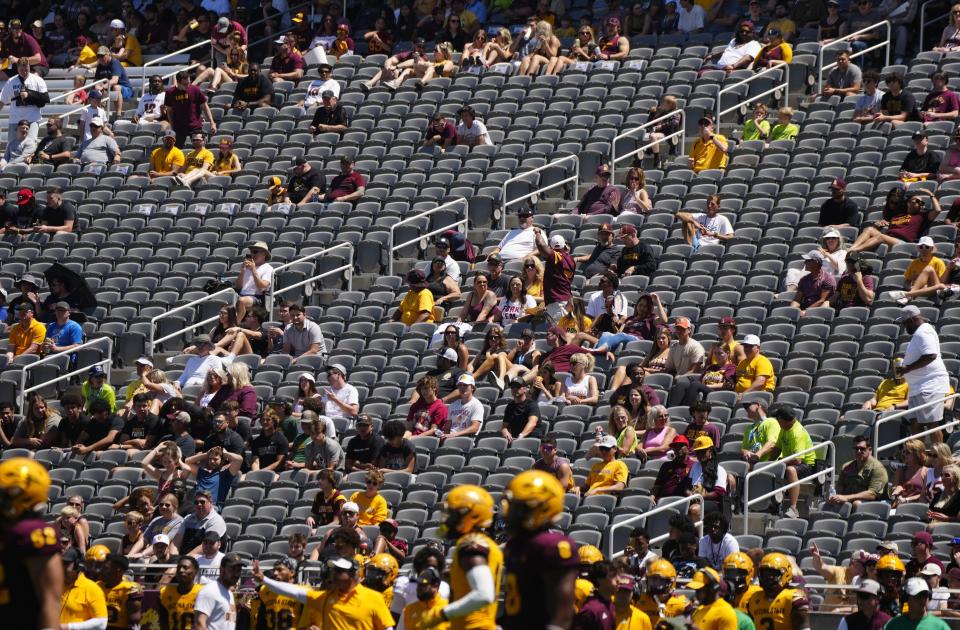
643,426,671,455
645,352,669,373
598,35,622,55
564,374,591,398
428,279,449,300
901,465,929,500
616,427,637,455
533,456,574,490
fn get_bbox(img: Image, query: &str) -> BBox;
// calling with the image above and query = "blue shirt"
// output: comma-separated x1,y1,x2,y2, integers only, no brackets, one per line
45,319,83,347
95,57,131,88
195,467,236,507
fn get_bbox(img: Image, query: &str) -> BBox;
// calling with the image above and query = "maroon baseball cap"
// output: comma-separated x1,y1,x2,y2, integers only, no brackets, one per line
719,316,736,327
830,177,847,190
913,531,933,545
619,224,637,236
548,325,567,338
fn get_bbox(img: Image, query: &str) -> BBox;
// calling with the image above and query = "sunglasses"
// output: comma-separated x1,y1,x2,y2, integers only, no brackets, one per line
524,263,537,269
365,480,379,485
445,330,457,335
541,444,556,452
159,502,172,508
855,446,869,452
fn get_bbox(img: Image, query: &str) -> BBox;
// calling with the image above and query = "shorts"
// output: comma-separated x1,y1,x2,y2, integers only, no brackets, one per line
241,294,267,306
120,84,134,100
791,462,814,479
909,391,946,425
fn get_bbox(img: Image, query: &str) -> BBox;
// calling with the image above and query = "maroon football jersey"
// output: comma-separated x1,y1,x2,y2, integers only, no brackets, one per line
1,518,60,627
502,530,579,629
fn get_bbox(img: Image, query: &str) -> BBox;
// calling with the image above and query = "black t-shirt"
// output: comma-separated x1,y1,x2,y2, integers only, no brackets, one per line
249,325,270,358
39,201,76,228
615,243,656,277
487,273,510,298
378,441,415,470
427,365,465,398
205,427,245,455
120,414,160,441
251,430,289,468
233,74,274,104
82,414,123,446
286,168,325,203
35,135,70,163
310,103,347,128
345,433,385,466
582,243,622,278
2,201,35,229
818,197,859,226
504,399,541,437
49,415,89,447
881,89,917,119
901,149,941,176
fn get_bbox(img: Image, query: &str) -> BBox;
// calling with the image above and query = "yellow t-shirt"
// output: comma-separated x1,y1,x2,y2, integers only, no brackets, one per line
450,532,503,630
78,44,99,66
403,594,450,630
557,313,593,334
183,147,214,174
693,598,738,630
159,583,203,630
875,378,909,411
349,491,390,526
617,604,653,630
122,34,143,66
905,256,946,284
689,134,729,172
61,572,108,624
398,288,435,326
10,318,46,355
101,578,143,629
585,459,629,493
150,145,185,173
734,354,776,393
299,584,394,630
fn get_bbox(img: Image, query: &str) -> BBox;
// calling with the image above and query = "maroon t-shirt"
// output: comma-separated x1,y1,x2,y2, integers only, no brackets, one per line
2,33,48,68
502,530,579,629
886,212,928,242
573,595,617,630
423,120,457,145
407,398,448,434
836,273,876,308
544,249,576,305
271,51,305,74
2,518,60,627
327,171,366,201
542,343,580,373
164,84,208,132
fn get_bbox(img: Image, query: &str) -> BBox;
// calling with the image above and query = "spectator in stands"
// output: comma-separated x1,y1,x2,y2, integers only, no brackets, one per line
163,71,217,147
899,304,951,441
498,377,541,443
177,132,214,188
319,363,359,424
618,167,653,216
376,419,416,473
421,112,457,154
142,440,190,497
908,532,945,578
34,187,76,236
741,102,771,142
229,63,273,114
321,155,366,204
269,39,305,84
92,46,132,117
490,207,537,264
308,91,348,136
518,20,561,76
178,335,223,389
533,229,575,321
174,490,226,554
299,64,340,110
684,399,722,446
854,71,884,124
637,405,677,461
457,271,500,328
5,274,41,321
148,130,185,181
829,436,889,509
832,251,876,309
574,164,621,216
0,119,37,168
71,398,122,455
689,115,728,172
613,224,657,278
735,334,776,397
818,0,845,40
79,91,109,144
109,19,141,66
583,434,629,497
229,241,270,322
887,237,948,304
768,106,800,142
820,49,861,100
349,469,389,527
935,5,960,52
442,373,484,440
44,301,83,355
35,117,72,166
210,138,241,177
768,404,815,518
698,512,737,571
706,21,762,73
251,410,288,472
653,435,694,500
560,353,599,406
900,131,941,183
663,317,705,380
133,76,167,128
469,325,509,387
861,357,909,413
849,189,940,251
890,439,930,508
82,365,115,412
433,237,462,284
372,519,408,560
344,414,385,472
305,469,345,528
406,376,448,439
426,257,462,312
0,22,48,79
671,344,737,407
455,105,492,147
677,0,706,33
152,408,196,458
678,194,734,251
283,157,324,206
740,399,779,468
422,346,468,400
6,302,44,361
120,511,145,555
115,393,159,451
766,1,797,39
54,506,87,554
596,16,630,64
644,95,681,170
74,117,120,165
929,465,960,528
875,73,917,129
303,417,343,472
840,0,882,55
531,435,575,492
790,250,837,314
920,72,960,125
752,27,792,69
12,394,58,449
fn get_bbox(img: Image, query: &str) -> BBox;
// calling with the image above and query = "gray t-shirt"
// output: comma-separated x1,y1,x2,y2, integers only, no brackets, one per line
4,135,37,164
77,134,120,164
665,339,706,376
827,63,862,90
304,437,343,469
282,320,328,357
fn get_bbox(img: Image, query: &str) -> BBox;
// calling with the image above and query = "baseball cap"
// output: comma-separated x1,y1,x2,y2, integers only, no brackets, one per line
920,563,942,577
135,356,153,367
697,116,714,126
687,567,722,590
96,45,110,56
548,325,567,338
89,116,104,128
549,234,567,249
913,130,929,139
294,156,307,166
152,534,171,545
616,575,637,591
174,411,191,425
417,567,442,585
110,18,125,29
326,363,348,378
770,404,796,422
89,366,106,377
17,188,33,205
439,347,459,362
193,334,213,346
693,436,714,451
341,501,360,514
54,301,71,311
905,577,931,597
356,414,372,426
822,228,841,239
457,373,476,387
951,537,960,546
597,435,618,449
741,334,761,346
217,16,230,32
517,206,534,217
896,304,922,322
598,222,614,234
435,237,450,248
673,316,693,330
619,224,637,236
520,328,534,339
298,372,316,384
221,552,244,568
670,435,689,447
719,316,737,327
913,531,933,545
487,253,503,265
162,129,176,139
802,249,826,264
918,236,935,248
854,579,882,596
88,89,103,100
830,177,847,189
509,377,527,388
321,89,335,98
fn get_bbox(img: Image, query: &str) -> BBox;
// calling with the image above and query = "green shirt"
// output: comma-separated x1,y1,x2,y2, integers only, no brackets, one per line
838,456,889,499
734,608,756,630
742,119,770,141
741,418,781,461
769,123,799,141
81,381,117,413
884,613,951,630
775,421,816,465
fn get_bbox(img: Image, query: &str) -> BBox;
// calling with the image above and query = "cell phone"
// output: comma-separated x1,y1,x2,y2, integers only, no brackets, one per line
244,254,253,261
189,19,199,29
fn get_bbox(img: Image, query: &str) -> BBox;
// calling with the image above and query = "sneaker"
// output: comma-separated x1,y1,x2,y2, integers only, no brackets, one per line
885,290,907,302
360,81,371,93
492,374,505,390
783,506,799,519
938,285,958,301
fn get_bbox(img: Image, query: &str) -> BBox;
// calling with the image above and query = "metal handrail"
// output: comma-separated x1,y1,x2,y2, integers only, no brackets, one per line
148,288,237,355
607,494,704,559
817,21,891,93
500,154,580,229
611,109,687,183
266,242,355,318
387,198,469,276
872,392,960,455
49,77,110,103
140,39,213,95
715,64,789,135
159,63,204,84
18,337,113,409
920,0,950,52
742,441,835,534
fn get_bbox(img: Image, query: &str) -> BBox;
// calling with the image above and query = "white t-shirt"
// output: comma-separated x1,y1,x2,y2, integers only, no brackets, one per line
447,397,484,433
239,262,274,296
677,4,706,32
194,580,237,630
321,382,359,421
903,322,950,395
499,295,537,327
302,78,341,108
697,532,739,570
0,72,48,124
442,254,461,283
693,213,734,246
197,551,225,584
180,354,225,388
496,227,536,263
80,105,108,142
717,39,763,68
456,120,493,146
136,91,166,123
585,290,629,319
689,461,728,493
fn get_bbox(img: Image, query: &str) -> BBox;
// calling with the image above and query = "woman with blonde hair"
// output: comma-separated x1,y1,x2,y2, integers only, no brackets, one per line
12,394,61,448
130,493,184,558
619,167,652,215
645,95,681,170
928,464,960,525
892,439,930,506
54,505,87,553
522,255,545,305
519,20,561,76
142,440,190,497
607,404,637,457
638,405,677,460
211,361,257,417
197,366,229,410
462,29,488,70
561,353,599,405
483,27,514,67
928,443,957,494
471,325,512,387
121,510,146,555
194,31,248,90
935,4,960,52
547,24,595,75
140,368,179,414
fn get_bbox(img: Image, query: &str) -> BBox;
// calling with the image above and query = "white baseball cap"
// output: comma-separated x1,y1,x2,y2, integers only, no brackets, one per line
299,372,316,383
110,19,125,29
135,356,154,367
918,236,935,248
802,249,826,264
920,563,942,577
597,435,618,449
458,373,476,386
440,347,458,362
549,234,567,249
153,533,170,545
341,501,360,515
741,334,761,346
326,363,347,379
822,228,841,239
905,577,931,597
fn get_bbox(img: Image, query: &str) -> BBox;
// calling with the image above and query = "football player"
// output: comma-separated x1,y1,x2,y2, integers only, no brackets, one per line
61,546,108,628
159,555,203,630
575,544,604,610
500,470,578,629
688,568,738,630
100,553,143,630
0,457,63,628
876,554,906,618
613,575,653,630
745,553,809,630
85,544,111,582
723,552,762,611
637,559,689,627
250,558,304,630
365,553,401,610
421,484,502,629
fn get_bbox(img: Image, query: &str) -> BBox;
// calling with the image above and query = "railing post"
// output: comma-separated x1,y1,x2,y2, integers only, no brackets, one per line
17,337,114,410
265,242,356,319
606,494,704,559
386,198,468,278
500,155,580,230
